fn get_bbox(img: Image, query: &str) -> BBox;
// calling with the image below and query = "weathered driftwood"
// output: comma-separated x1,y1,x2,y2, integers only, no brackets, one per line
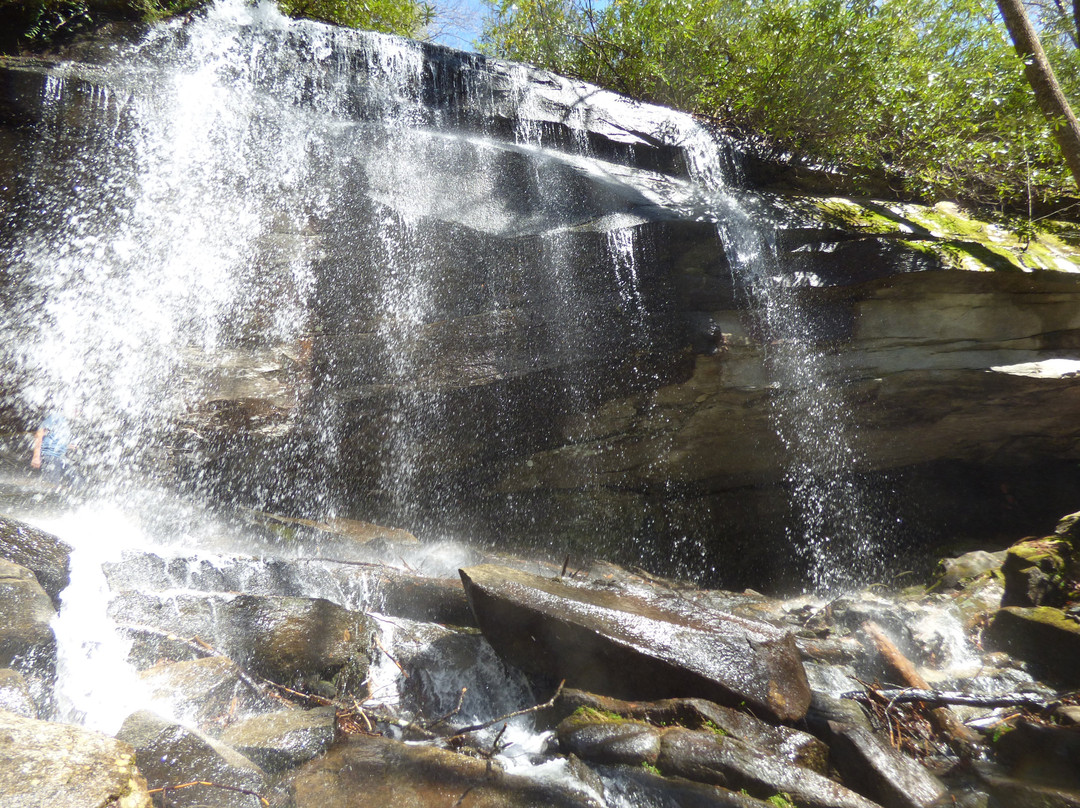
841,688,1054,710
861,621,981,748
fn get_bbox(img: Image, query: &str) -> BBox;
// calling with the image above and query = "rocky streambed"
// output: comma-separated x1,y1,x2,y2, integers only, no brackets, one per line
1,498,1079,808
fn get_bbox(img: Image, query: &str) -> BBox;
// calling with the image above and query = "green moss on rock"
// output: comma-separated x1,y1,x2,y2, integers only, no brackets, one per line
813,196,1080,273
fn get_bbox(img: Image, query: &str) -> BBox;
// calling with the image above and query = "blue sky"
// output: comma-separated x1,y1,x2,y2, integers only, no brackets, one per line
431,0,490,51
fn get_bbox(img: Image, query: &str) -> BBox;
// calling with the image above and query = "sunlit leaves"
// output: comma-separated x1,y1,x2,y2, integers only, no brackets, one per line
480,0,1080,204
277,0,435,35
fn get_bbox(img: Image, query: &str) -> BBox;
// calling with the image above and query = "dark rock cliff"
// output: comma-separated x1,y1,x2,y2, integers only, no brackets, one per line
1,13,1079,587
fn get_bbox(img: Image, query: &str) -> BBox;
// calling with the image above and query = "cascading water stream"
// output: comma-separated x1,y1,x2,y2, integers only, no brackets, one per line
678,133,891,590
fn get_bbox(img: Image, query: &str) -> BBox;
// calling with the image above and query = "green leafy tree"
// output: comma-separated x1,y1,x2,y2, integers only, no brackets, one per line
481,0,1080,206
277,0,434,35
1,0,433,52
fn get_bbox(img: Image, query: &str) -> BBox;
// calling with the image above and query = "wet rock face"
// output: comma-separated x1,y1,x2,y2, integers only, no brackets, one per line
0,515,71,606
4,30,1080,584
288,733,604,808
108,591,376,694
459,564,811,722
0,559,56,715
117,711,266,808
0,707,152,808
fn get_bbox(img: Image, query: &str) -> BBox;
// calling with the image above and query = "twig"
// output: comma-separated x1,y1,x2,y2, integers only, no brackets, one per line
483,723,509,759
150,780,268,807
449,680,565,738
429,687,468,729
373,635,408,678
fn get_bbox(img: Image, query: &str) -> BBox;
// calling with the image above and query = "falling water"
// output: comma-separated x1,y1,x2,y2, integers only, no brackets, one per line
1,0,895,617
679,132,890,589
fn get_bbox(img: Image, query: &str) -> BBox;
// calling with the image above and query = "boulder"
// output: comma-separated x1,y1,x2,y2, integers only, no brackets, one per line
0,514,71,606
108,591,375,694
557,716,664,766
983,607,1080,684
0,559,56,714
0,668,36,718
1001,537,1076,607
655,728,884,808
600,767,776,808
220,706,337,771
979,770,1080,808
394,621,532,722
288,732,604,807
827,721,946,808
138,656,280,730
933,550,1007,589
0,707,151,808
369,569,474,626
994,719,1080,790
1054,511,1080,542
555,709,879,808
459,565,811,722
116,710,267,808
554,689,827,773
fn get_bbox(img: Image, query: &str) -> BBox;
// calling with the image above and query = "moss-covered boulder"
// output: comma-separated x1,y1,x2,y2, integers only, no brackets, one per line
1001,535,1079,608
983,606,1080,684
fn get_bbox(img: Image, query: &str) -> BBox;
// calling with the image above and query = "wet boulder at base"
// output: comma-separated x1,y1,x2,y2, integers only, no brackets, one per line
0,668,36,717
287,732,605,807
0,514,71,606
827,721,946,808
117,710,267,808
556,712,883,808
137,656,281,732
1000,535,1078,608
552,688,827,773
459,564,811,722
983,606,1080,684
0,707,152,808
108,591,376,695
600,767,778,808
0,559,56,715
219,706,337,772
655,727,883,808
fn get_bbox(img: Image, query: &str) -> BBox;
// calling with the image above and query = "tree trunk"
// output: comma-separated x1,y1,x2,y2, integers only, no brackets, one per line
996,0,1080,192
1074,0,1080,50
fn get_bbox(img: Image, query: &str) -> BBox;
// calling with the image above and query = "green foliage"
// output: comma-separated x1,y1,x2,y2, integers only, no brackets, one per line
991,722,1016,743
702,719,728,738
571,705,628,722
641,760,662,775
480,0,1080,205
277,0,433,35
5,0,431,51
767,794,797,808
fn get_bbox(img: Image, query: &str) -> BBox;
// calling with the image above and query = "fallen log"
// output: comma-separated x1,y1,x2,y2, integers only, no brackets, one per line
841,688,1054,710
861,621,982,749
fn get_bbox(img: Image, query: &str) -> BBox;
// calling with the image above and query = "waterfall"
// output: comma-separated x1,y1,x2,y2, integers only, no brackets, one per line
677,132,891,590
0,0,890,593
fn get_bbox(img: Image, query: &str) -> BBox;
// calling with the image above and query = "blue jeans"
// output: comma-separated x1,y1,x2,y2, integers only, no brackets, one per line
41,456,76,486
